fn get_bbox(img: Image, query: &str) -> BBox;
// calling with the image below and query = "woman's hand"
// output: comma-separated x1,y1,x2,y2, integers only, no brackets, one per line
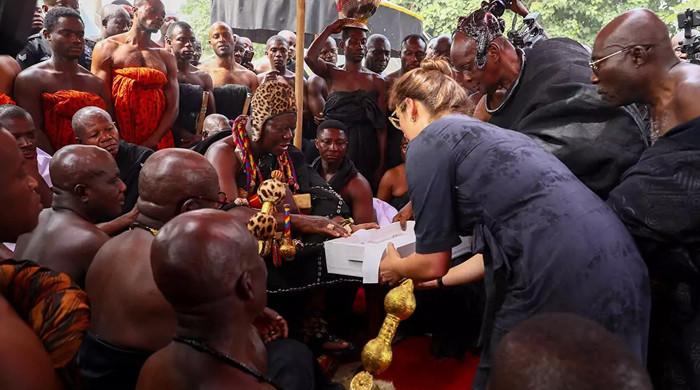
379,243,404,285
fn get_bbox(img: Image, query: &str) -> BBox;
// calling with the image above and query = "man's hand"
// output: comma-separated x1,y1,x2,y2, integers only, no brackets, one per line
291,214,349,238
392,201,413,231
379,243,403,285
141,136,160,151
350,222,379,233
254,307,288,343
509,0,529,17
327,18,353,35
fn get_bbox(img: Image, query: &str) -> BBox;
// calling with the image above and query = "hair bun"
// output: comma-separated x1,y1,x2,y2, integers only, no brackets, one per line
420,58,453,77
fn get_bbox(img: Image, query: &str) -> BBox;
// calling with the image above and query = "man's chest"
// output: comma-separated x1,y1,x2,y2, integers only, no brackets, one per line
113,47,166,73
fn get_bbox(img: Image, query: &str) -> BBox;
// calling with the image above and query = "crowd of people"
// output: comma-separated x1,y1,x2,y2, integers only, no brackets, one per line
0,0,698,389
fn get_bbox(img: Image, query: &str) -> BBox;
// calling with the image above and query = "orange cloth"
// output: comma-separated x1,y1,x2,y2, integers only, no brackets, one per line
41,90,106,150
0,91,15,105
112,67,174,149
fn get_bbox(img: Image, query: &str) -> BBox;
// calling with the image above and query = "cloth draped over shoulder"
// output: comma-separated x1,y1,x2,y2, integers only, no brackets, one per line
0,91,15,105
176,83,204,134
607,115,700,388
213,84,250,120
310,156,358,195
0,259,89,368
488,38,648,198
112,67,173,149
41,90,107,151
323,90,384,184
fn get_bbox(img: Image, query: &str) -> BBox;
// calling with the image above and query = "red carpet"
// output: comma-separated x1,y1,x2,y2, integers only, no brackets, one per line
375,336,479,390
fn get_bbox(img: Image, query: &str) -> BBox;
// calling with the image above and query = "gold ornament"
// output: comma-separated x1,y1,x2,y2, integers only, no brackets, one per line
337,0,382,29
278,239,296,259
351,279,416,389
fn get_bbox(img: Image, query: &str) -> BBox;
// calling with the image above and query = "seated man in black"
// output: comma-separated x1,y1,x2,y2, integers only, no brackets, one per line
312,119,375,224
451,7,648,198
594,9,700,388
72,106,152,215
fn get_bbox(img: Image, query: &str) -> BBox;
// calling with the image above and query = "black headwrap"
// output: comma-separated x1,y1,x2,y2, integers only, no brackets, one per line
455,8,505,69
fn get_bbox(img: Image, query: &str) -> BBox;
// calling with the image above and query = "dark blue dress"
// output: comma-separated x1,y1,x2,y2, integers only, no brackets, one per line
407,115,651,390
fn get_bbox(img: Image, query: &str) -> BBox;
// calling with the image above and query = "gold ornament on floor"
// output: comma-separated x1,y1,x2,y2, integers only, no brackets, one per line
350,279,416,390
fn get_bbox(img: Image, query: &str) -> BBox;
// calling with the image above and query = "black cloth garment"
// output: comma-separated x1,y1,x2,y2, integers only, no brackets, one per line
78,331,324,390
213,84,250,120
175,83,204,135
16,33,93,70
488,38,648,199
388,191,410,212
237,146,354,294
608,115,700,390
77,332,152,390
115,140,153,214
311,156,358,194
323,90,384,189
190,130,232,155
408,115,650,390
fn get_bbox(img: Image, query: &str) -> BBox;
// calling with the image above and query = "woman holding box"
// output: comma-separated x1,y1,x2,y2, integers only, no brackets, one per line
378,58,650,390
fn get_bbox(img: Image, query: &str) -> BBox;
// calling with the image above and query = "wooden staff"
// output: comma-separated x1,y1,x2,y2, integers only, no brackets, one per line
294,0,305,149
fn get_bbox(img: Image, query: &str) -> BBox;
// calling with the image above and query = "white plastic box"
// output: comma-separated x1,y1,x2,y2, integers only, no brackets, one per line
324,221,472,283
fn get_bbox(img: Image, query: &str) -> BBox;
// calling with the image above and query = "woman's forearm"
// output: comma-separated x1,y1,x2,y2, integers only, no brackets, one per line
442,254,485,286
395,251,451,281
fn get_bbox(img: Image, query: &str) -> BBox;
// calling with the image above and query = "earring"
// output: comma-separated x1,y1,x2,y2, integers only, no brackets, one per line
411,116,416,122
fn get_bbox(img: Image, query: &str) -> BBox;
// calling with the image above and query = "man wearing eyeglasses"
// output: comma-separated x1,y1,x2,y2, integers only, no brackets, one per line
451,7,648,198
593,9,700,389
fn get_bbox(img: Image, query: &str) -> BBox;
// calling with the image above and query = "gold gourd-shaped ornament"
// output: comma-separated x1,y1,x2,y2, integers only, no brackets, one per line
350,279,416,390
246,174,286,256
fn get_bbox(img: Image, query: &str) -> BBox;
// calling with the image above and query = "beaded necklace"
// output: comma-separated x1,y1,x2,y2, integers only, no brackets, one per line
231,115,299,196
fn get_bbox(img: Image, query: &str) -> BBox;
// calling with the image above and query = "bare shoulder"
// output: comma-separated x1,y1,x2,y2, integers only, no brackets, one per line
15,62,48,84
94,36,121,54
205,136,235,158
0,55,20,75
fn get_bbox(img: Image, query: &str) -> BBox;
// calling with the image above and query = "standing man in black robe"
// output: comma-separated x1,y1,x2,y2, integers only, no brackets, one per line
451,8,648,198
72,106,153,215
306,19,387,188
593,9,700,389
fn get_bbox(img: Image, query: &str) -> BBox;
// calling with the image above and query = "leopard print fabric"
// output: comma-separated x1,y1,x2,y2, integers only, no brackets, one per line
250,79,296,141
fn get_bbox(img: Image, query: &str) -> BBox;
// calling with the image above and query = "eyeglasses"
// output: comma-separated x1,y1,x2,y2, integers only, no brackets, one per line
589,45,654,73
389,107,402,130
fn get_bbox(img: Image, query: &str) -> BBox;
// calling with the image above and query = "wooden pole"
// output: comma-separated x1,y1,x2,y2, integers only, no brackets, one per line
294,0,306,149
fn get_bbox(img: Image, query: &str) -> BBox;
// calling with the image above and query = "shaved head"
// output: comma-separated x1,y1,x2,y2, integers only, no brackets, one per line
209,21,233,37
591,9,679,106
203,114,229,137
137,149,220,212
595,9,671,52
151,210,264,310
50,145,125,220
50,145,116,190
490,313,652,390
72,106,113,139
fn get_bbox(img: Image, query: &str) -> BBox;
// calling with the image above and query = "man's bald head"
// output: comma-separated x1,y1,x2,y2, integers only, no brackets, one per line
101,4,131,38
50,145,125,220
592,9,678,106
203,114,230,138
72,106,113,140
595,9,672,54
428,35,453,58
137,149,220,217
51,145,114,188
151,210,266,313
489,313,652,390
209,22,236,57
0,129,41,241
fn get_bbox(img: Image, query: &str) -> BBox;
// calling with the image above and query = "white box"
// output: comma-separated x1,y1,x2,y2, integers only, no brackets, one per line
324,222,472,283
